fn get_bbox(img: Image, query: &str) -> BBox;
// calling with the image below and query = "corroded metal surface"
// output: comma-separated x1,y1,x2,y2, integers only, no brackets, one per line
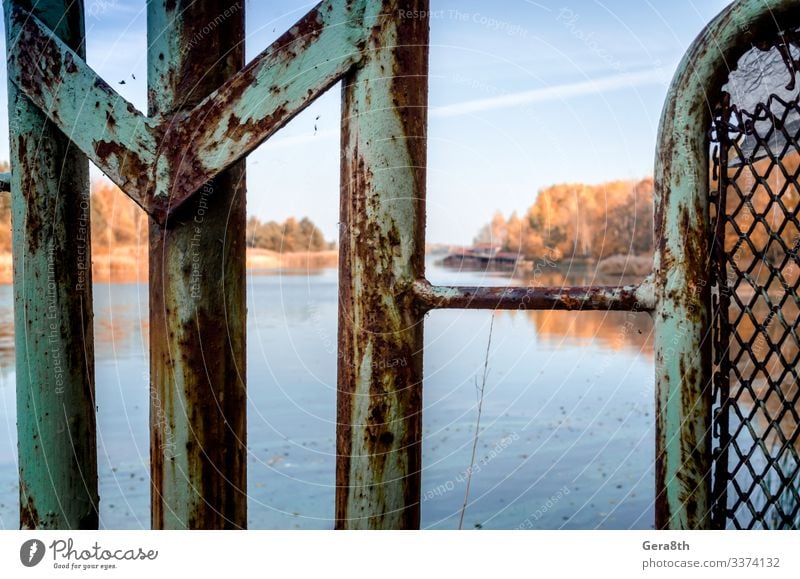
5,1,370,224
4,0,98,529
413,279,655,312
653,0,798,530
154,0,369,218
336,0,429,529
6,0,788,533
147,0,247,530
6,3,156,210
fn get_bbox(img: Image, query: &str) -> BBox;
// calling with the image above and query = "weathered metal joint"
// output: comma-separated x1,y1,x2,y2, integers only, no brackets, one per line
6,3,158,212
150,0,371,220
6,0,372,225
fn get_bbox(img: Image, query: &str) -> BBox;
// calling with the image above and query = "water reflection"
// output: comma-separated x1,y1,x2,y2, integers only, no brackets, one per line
0,321,13,371
0,259,794,529
0,265,659,529
0,270,658,364
525,309,653,354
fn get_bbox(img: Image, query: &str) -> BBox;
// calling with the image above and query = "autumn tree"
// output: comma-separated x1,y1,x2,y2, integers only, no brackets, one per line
90,179,146,247
246,215,329,251
473,211,508,247
476,178,655,261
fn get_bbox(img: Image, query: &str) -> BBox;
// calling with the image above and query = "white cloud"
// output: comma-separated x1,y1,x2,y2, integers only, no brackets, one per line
431,67,672,118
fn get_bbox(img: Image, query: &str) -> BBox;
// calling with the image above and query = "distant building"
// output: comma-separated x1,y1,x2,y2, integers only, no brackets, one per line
439,245,521,271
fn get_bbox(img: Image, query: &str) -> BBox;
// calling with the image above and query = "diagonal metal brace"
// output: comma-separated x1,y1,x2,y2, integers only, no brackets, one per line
7,0,371,223
151,0,370,219
6,3,158,212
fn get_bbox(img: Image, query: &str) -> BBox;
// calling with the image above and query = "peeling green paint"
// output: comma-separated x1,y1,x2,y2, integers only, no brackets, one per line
336,0,429,530
6,4,156,209
147,0,247,530
4,0,98,530
3,0,781,533
157,0,370,214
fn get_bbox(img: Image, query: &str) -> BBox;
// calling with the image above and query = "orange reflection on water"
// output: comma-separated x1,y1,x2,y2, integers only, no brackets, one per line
525,309,654,355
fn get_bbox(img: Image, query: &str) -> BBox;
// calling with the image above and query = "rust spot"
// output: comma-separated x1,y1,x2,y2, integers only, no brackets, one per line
274,8,324,54
64,51,78,74
335,5,428,527
92,139,150,209
146,0,248,529
19,486,40,530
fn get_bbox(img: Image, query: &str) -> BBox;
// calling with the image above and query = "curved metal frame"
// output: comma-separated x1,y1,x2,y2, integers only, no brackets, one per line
654,0,799,529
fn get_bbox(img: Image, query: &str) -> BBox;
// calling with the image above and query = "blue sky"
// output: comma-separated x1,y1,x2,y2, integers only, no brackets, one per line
0,0,732,244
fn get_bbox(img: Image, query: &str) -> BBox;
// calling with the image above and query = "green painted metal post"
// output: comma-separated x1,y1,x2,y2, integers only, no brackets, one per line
336,0,430,529
147,0,247,529
653,85,712,530
653,0,798,529
4,0,98,529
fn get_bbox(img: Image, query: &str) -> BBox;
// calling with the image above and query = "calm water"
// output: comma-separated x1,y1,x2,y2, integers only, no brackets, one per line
0,261,656,529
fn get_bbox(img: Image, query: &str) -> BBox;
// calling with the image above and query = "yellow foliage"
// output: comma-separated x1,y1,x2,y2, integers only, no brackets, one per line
476,178,655,260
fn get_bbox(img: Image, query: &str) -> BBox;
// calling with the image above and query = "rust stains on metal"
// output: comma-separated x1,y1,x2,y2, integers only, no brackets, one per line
413,280,655,312
92,138,152,201
19,485,40,530
647,0,799,531
336,0,429,530
148,0,247,530
6,4,157,210
7,1,371,225
153,0,369,218
273,2,324,51
6,0,99,530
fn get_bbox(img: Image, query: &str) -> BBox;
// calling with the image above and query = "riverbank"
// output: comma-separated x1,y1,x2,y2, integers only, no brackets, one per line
0,247,340,284
0,247,653,285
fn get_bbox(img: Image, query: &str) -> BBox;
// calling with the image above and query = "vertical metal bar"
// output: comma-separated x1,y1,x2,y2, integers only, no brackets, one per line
147,0,247,529
653,52,713,532
4,0,98,529
336,0,429,529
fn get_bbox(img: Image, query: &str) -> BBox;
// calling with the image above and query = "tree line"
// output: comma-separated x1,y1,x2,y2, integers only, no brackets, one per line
246,215,330,252
474,178,655,261
0,179,331,253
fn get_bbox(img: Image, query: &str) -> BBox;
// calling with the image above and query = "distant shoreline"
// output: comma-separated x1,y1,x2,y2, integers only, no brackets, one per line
0,247,339,284
0,247,654,285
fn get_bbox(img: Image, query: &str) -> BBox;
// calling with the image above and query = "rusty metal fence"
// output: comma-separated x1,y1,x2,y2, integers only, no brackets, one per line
709,33,800,529
1,0,798,530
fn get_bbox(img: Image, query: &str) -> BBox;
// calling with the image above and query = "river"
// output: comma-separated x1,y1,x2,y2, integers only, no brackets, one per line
0,260,656,529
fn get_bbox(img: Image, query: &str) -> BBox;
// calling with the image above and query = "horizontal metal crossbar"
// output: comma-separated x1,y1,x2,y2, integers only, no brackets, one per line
413,278,655,312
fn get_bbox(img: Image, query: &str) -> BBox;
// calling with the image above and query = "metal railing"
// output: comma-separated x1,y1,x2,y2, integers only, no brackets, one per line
2,0,797,530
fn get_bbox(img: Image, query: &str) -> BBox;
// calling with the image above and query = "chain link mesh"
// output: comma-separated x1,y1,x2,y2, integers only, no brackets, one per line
710,38,800,529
